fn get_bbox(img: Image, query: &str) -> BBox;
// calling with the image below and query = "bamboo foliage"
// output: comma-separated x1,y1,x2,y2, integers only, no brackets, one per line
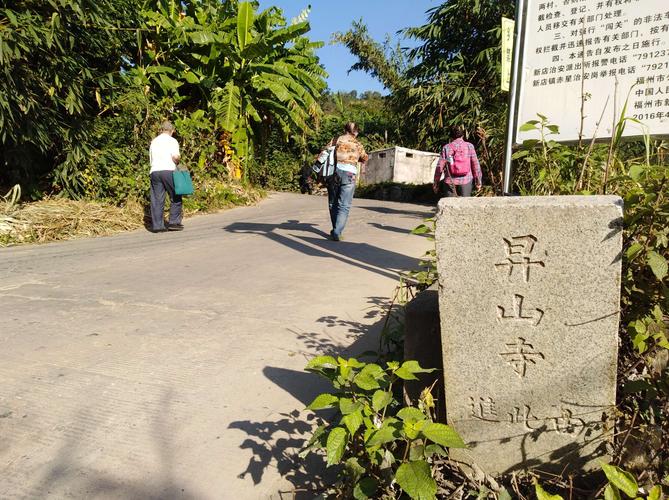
0,0,140,192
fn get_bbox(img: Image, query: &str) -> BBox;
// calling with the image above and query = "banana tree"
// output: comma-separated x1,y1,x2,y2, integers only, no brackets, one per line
133,0,326,164
209,2,326,162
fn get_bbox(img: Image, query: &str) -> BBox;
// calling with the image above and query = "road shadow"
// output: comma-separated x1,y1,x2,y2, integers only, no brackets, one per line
280,295,394,364
367,222,412,235
225,219,330,239
227,374,336,497
367,222,432,239
294,235,419,274
225,220,418,281
228,297,402,497
263,367,334,408
357,205,435,219
228,410,336,499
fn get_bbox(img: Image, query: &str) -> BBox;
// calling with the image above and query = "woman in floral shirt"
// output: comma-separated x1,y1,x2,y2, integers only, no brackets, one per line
326,122,368,241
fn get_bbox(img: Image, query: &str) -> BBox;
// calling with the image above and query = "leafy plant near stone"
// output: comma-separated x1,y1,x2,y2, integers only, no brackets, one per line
614,161,668,488
406,217,438,290
375,280,414,361
512,114,581,195
535,463,666,500
300,356,465,499
597,463,665,500
619,162,668,354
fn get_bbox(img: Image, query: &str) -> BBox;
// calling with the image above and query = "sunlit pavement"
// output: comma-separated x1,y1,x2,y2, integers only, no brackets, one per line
0,192,433,499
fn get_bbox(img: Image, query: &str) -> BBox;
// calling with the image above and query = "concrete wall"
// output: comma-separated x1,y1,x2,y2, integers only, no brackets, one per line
404,285,446,422
361,147,438,185
392,147,439,184
362,147,395,185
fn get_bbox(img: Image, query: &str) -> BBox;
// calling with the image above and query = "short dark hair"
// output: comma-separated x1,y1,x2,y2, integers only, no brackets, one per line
450,125,464,139
344,122,359,135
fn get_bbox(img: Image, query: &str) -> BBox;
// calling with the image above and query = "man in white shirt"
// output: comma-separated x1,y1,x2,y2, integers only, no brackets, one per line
149,121,183,232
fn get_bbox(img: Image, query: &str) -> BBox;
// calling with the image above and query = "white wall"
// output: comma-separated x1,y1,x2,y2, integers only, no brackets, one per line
361,147,438,185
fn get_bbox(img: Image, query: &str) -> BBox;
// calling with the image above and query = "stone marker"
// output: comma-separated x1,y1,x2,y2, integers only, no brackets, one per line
435,196,623,475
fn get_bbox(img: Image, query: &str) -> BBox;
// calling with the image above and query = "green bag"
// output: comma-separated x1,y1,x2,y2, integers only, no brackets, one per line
173,168,194,196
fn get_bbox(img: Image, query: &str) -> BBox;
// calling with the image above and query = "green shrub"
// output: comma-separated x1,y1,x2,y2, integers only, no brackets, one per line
301,357,465,500
247,149,303,192
183,179,263,213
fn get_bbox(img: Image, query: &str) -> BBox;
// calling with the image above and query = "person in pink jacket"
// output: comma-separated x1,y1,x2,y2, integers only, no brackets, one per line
433,125,482,197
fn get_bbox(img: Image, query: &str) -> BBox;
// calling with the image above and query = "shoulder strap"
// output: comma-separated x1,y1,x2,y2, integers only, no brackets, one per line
332,136,338,167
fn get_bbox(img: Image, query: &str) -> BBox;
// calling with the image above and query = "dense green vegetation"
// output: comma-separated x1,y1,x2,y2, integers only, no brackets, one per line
0,0,326,201
0,0,139,194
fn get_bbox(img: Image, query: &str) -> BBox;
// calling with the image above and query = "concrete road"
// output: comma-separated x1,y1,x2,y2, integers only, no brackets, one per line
0,192,434,499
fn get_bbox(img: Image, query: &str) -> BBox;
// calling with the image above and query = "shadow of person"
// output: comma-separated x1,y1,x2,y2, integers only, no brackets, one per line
356,205,435,219
367,222,430,238
225,220,412,280
225,219,329,239
368,222,417,235
295,235,420,272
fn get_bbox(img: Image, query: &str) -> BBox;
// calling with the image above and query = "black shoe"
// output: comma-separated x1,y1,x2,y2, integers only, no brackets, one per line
151,227,167,233
168,224,184,231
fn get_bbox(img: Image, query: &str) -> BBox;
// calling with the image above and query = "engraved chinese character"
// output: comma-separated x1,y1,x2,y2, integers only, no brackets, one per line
500,337,545,377
495,235,546,282
508,405,541,430
497,294,545,326
470,396,500,422
550,407,586,435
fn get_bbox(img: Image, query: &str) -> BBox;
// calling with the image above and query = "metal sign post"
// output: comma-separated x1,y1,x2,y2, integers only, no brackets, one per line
503,0,527,195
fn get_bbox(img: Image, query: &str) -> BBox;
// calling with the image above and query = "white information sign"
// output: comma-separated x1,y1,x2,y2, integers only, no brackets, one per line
516,0,669,143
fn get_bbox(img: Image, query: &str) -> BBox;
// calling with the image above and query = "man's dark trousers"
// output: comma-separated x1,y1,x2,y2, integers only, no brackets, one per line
150,170,183,231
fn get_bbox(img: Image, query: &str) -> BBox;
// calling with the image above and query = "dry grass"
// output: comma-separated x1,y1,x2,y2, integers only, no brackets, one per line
0,182,266,247
1,186,144,246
